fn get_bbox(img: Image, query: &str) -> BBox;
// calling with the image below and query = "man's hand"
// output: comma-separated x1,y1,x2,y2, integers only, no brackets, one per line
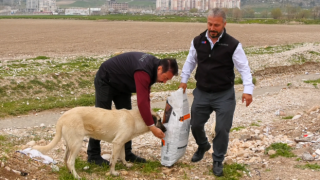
178,83,187,93
242,93,253,107
149,126,165,139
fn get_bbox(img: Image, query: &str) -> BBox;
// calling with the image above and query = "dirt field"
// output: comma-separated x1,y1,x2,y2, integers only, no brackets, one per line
1,20,320,180
1,19,320,60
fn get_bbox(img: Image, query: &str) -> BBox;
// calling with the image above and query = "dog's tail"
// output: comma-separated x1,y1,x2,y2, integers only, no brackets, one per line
32,121,63,154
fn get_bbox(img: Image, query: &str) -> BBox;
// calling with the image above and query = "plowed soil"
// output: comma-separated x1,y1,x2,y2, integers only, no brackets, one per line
1,19,320,60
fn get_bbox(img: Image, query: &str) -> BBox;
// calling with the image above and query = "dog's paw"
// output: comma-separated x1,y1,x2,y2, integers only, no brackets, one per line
125,163,133,168
111,171,120,176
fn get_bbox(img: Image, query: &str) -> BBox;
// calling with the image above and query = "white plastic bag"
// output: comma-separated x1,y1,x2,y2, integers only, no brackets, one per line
160,88,191,166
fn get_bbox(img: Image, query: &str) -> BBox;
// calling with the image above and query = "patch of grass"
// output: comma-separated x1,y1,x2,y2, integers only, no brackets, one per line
231,126,246,132
0,94,95,118
295,163,320,171
287,83,292,86
265,143,296,158
0,135,7,141
152,108,163,112
244,43,304,55
234,77,256,85
250,122,260,127
34,56,50,60
265,168,271,171
304,79,320,89
282,116,293,119
308,51,320,55
207,163,248,180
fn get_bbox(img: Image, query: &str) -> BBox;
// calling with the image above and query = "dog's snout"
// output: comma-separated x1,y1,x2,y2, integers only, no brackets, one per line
156,119,167,133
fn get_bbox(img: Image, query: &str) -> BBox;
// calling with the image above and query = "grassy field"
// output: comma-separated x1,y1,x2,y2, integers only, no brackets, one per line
2,43,319,118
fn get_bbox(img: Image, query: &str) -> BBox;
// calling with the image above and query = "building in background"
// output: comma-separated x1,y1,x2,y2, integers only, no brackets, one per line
156,0,240,11
26,0,56,12
65,8,89,15
106,0,128,11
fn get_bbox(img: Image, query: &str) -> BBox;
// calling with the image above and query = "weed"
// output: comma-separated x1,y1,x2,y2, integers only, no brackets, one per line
282,116,293,119
231,126,246,132
234,77,256,85
265,168,271,171
250,122,260,127
295,163,320,171
265,143,296,158
287,83,292,86
304,79,320,89
207,163,249,180
34,56,50,60
152,108,163,112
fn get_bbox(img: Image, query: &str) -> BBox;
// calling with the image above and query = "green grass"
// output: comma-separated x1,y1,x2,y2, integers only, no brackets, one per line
234,77,256,85
295,163,320,171
282,116,293,119
57,158,163,179
206,163,248,180
304,79,320,88
250,122,260,127
265,143,296,158
231,126,246,132
152,108,163,112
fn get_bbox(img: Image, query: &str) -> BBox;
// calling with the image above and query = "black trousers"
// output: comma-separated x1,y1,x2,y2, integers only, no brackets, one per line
190,87,236,162
87,75,133,159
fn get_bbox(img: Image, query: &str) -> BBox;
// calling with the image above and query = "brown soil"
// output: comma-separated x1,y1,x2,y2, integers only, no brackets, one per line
1,20,320,180
254,61,320,76
1,19,320,60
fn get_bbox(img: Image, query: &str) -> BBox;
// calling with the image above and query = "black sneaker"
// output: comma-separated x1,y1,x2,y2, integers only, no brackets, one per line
191,143,211,162
125,153,146,163
88,157,110,166
212,161,223,177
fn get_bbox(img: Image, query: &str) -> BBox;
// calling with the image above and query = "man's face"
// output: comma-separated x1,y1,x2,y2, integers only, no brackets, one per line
207,16,226,39
156,66,174,83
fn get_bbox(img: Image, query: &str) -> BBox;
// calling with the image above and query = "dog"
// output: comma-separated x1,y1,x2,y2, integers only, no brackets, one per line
32,107,166,179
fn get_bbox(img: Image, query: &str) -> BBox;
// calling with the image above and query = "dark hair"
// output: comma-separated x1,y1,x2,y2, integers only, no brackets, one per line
159,58,178,76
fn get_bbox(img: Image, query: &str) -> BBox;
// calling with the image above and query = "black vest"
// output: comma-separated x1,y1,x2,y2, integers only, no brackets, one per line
97,52,160,93
193,29,239,92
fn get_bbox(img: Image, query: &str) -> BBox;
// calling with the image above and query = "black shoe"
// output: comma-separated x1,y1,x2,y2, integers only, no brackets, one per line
88,157,110,166
125,153,146,163
191,143,211,162
213,161,223,177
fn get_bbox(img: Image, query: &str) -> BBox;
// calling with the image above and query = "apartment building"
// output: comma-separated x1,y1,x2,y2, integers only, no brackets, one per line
156,0,240,11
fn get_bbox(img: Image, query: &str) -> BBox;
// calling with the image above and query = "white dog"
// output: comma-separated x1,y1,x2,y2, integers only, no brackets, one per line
32,107,165,179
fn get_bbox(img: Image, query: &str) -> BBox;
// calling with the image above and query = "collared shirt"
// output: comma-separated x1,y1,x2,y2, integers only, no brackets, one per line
181,30,254,95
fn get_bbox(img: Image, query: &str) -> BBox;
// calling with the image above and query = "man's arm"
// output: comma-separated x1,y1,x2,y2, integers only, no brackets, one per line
232,43,254,107
179,40,198,92
134,71,165,139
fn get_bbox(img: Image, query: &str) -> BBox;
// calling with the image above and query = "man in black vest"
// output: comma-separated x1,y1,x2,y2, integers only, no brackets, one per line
179,8,254,176
88,52,179,166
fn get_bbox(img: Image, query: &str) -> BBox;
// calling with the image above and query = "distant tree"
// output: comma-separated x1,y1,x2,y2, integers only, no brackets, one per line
312,6,320,19
242,8,255,18
232,8,242,20
271,8,282,19
298,2,303,7
297,9,311,19
286,5,301,19
189,8,198,13
261,10,269,18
